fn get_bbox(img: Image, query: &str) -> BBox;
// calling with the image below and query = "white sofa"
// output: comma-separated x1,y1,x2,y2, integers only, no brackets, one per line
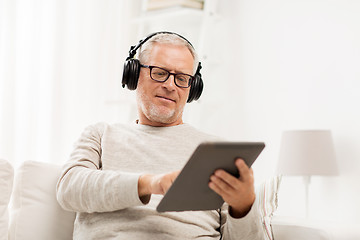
1,160,75,240
1,159,357,240
0,159,13,240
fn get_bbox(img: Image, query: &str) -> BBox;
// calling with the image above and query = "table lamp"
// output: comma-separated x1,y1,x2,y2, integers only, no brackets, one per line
276,130,339,218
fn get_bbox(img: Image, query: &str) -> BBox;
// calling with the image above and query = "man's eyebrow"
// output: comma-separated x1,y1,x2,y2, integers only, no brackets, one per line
158,65,193,75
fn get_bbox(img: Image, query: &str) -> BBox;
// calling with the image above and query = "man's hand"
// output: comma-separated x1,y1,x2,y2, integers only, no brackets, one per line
138,170,180,202
208,158,256,218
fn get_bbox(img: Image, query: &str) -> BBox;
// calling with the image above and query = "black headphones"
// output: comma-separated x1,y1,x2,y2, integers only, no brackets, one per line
121,31,203,103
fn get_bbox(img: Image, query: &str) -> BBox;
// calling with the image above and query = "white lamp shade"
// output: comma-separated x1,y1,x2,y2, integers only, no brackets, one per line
277,130,339,176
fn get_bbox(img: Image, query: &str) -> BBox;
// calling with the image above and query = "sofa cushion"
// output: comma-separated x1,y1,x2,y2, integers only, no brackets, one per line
9,161,76,240
0,159,14,239
271,216,331,240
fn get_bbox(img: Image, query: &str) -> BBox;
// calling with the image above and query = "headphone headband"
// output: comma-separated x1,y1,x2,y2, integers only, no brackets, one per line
128,31,195,59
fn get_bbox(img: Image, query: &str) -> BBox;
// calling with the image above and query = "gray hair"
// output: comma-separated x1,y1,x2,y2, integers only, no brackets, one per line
137,33,199,75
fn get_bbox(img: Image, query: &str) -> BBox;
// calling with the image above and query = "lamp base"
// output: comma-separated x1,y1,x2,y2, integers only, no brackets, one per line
303,176,311,219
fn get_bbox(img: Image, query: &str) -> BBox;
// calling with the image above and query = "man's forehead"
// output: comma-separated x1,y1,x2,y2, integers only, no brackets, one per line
148,43,194,61
147,44,194,73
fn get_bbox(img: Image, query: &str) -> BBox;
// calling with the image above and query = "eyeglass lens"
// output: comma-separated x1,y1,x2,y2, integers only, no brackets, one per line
151,67,191,88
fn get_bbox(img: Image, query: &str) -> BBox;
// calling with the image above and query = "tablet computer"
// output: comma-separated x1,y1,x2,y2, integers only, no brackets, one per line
156,141,265,212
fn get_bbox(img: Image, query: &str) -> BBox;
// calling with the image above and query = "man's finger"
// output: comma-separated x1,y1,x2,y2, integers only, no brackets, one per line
170,170,181,181
214,170,239,189
164,170,181,193
209,174,236,197
236,159,252,181
209,178,229,198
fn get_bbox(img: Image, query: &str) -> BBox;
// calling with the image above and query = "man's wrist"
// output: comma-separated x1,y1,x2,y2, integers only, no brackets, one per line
138,174,153,196
229,193,255,218
229,204,253,218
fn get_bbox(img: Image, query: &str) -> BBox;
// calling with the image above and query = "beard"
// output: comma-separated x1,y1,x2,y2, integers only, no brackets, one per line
136,88,184,124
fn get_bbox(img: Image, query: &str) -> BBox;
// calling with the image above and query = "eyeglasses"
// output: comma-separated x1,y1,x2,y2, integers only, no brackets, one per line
140,64,194,88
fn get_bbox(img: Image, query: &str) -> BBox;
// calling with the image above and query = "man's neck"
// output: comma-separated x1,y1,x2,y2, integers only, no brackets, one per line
137,117,183,127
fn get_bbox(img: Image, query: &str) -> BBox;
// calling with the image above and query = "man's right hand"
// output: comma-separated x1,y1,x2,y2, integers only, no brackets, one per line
138,170,180,201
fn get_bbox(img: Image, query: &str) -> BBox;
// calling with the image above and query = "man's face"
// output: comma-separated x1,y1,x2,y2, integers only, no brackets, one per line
136,43,194,126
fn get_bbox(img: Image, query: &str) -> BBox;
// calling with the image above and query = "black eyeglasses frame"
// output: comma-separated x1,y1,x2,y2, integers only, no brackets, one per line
140,64,194,88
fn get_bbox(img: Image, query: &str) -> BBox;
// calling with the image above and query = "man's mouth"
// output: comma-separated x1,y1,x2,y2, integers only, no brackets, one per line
156,95,176,102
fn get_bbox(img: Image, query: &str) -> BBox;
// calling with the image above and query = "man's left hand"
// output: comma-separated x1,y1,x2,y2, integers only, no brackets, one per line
208,158,255,218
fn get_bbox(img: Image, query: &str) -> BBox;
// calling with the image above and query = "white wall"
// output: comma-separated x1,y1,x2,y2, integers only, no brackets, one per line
0,0,134,167
187,0,360,223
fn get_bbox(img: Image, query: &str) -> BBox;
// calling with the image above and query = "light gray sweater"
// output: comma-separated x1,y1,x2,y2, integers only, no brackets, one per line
56,122,265,240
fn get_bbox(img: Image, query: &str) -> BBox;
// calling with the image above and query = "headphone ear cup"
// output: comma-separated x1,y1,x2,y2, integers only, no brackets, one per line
122,60,131,88
187,74,203,103
122,59,140,90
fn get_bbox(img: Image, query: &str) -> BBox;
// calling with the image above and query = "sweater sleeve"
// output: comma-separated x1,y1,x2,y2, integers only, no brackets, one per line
56,123,145,213
220,196,267,240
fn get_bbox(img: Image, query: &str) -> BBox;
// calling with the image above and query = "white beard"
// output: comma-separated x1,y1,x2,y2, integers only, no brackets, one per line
136,89,183,124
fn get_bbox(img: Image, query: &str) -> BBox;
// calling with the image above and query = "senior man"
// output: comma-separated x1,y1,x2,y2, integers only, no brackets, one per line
56,32,265,240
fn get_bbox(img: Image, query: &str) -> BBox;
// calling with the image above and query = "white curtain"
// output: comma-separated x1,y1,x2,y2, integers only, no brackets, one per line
0,0,135,167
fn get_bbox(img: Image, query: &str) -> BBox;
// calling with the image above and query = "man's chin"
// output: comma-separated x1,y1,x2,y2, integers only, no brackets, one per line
149,111,176,124
147,106,181,124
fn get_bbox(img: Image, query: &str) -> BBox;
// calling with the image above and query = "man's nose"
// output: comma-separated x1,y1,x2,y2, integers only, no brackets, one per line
162,74,176,90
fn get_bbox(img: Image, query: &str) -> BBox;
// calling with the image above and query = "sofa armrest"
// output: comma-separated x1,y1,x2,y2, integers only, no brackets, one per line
272,216,360,240
0,159,14,240
9,161,76,240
